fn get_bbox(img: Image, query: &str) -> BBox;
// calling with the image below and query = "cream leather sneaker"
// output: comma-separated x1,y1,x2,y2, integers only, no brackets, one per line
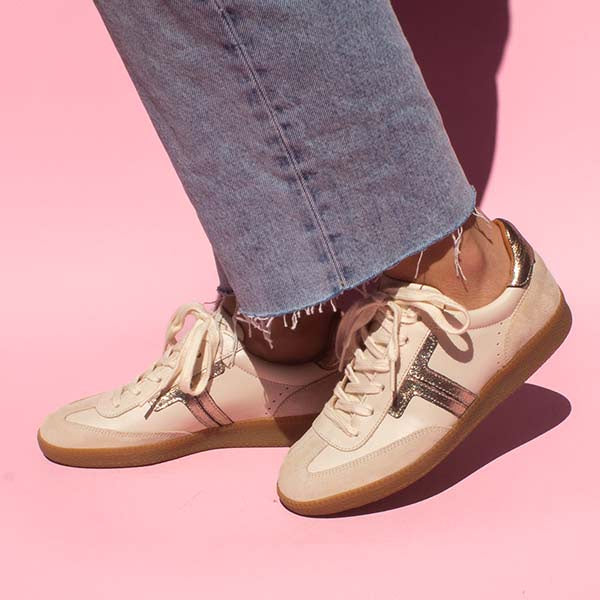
38,305,338,467
278,220,571,515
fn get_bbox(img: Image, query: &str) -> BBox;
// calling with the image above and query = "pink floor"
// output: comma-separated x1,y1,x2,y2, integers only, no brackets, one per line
1,2,598,598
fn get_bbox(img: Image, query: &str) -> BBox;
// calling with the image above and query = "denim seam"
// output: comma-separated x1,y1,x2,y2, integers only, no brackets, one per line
211,0,346,289
240,189,477,319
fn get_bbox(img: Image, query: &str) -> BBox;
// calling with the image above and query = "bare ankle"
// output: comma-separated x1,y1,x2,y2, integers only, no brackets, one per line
221,295,337,364
385,214,511,309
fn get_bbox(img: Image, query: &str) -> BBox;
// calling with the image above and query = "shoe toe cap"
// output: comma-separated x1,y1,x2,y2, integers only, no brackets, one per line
39,394,104,449
277,428,329,504
38,393,179,454
278,425,450,510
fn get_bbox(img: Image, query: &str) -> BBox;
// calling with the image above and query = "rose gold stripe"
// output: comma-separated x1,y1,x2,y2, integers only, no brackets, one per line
186,396,219,427
199,392,233,426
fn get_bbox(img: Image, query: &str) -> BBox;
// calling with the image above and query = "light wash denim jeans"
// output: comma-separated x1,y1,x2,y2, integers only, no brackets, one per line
94,0,475,318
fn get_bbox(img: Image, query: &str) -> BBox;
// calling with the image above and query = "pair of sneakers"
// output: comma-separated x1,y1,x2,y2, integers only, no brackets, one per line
38,220,571,515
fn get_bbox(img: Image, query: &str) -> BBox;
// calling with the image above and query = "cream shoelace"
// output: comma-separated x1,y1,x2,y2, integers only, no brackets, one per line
326,286,471,437
112,303,234,415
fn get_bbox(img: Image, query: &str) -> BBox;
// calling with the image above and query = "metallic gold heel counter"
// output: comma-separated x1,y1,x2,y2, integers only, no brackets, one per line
496,218,535,288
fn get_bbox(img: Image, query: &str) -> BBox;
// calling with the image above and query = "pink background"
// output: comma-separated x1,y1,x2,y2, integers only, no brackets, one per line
1,2,598,598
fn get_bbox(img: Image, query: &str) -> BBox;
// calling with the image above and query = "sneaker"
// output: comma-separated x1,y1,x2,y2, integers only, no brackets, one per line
277,219,572,515
38,304,338,467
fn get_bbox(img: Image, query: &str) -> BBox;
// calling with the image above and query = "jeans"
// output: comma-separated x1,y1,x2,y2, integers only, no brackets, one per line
94,0,475,318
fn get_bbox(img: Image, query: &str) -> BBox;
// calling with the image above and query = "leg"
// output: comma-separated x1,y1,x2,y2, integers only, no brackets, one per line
92,0,475,319
386,214,512,309
92,0,486,362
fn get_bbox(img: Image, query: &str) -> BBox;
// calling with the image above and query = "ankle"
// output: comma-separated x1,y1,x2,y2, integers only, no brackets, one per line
221,294,337,364
385,215,511,309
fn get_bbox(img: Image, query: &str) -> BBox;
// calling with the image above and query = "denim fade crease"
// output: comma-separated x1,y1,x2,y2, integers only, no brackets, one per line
94,0,476,319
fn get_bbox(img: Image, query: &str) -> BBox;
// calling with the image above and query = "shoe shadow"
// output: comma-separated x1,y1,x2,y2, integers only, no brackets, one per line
391,0,510,201
338,384,571,517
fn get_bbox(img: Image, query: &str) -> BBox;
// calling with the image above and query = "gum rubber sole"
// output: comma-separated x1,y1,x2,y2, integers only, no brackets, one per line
38,414,317,468
278,293,572,516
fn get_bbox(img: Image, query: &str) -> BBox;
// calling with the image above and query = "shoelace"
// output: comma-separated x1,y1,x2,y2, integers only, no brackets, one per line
326,286,471,437
112,303,235,415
